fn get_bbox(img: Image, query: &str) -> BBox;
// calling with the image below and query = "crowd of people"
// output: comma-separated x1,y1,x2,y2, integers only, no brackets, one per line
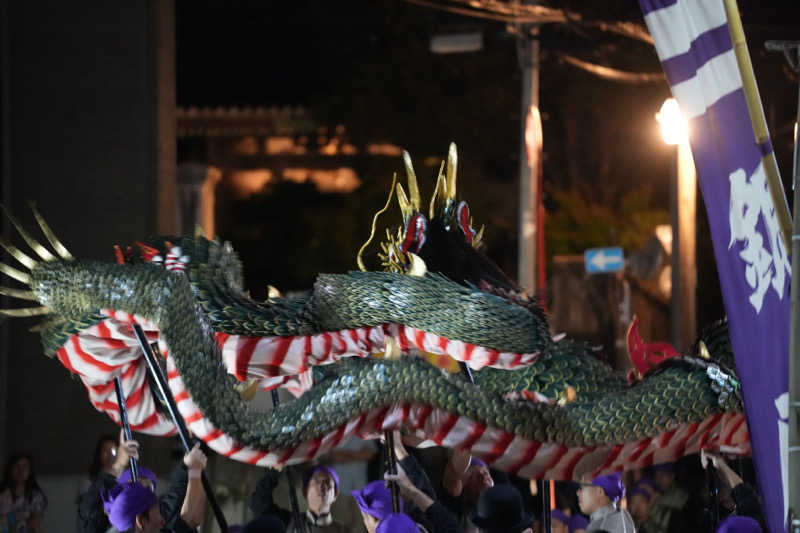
0,430,765,533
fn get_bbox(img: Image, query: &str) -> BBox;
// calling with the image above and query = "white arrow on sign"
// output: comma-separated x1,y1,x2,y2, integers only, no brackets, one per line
590,251,620,270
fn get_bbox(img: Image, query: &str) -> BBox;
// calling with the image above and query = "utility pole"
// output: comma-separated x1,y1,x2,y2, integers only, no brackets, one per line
657,98,696,350
518,25,542,294
766,39,800,533
670,139,697,349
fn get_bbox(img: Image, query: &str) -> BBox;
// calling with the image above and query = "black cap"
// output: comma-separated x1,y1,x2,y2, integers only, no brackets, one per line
470,484,533,533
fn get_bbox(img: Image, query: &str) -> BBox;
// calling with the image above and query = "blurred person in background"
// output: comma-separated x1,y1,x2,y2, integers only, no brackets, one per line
0,453,47,533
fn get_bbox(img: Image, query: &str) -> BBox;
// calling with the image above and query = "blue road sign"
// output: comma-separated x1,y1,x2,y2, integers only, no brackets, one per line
584,247,624,273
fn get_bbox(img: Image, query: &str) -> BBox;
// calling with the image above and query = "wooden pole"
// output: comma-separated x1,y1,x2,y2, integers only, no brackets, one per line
671,141,697,350
723,0,792,252
518,29,541,293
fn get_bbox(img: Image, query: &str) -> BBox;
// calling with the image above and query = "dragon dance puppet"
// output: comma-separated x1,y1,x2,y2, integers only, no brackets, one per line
0,144,748,480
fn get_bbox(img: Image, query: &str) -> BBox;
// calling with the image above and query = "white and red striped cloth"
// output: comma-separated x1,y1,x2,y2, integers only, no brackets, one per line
216,322,543,394
52,308,751,475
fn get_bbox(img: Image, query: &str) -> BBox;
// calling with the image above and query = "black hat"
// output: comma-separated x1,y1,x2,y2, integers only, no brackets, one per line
470,484,533,533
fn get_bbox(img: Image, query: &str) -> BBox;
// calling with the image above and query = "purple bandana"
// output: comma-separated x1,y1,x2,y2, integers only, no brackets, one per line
716,516,762,533
351,480,399,520
107,482,158,531
590,472,625,503
118,466,158,491
302,465,340,494
551,509,569,525
469,457,487,469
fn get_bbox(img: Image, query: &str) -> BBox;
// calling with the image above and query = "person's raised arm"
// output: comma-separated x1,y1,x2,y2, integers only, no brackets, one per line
390,431,436,499
701,450,743,489
443,449,470,497
250,467,293,526
179,443,208,529
110,428,140,478
386,464,461,533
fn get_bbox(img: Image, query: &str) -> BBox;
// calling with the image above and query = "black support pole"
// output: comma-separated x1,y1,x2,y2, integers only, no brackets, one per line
542,480,551,533
707,468,719,531
385,430,401,513
113,376,138,483
132,324,229,533
270,389,307,533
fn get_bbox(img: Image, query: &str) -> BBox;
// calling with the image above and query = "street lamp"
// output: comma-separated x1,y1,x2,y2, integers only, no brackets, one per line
656,98,688,145
656,98,696,349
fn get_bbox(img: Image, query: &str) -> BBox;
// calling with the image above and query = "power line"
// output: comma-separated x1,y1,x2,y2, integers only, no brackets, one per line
402,0,653,43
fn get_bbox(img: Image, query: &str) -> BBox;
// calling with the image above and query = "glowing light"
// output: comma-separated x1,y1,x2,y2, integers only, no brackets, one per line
229,170,273,196
656,98,688,146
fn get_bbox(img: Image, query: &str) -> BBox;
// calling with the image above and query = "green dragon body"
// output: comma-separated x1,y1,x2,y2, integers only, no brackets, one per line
2,145,748,478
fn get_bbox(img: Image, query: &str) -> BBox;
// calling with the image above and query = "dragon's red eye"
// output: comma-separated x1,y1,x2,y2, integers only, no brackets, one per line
456,201,476,244
401,213,428,254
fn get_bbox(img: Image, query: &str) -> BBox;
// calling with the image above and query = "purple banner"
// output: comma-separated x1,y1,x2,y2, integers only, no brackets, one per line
640,1,790,530
692,88,789,533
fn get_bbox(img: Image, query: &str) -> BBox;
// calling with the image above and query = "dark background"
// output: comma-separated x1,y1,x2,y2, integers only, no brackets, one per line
177,0,800,328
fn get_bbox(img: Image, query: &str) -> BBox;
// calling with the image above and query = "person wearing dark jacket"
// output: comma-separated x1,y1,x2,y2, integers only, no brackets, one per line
384,464,462,533
250,464,350,533
701,451,765,531
386,430,445,532
77,433,208,533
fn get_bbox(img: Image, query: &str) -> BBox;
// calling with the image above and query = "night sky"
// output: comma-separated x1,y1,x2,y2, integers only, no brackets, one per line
175,0,800,322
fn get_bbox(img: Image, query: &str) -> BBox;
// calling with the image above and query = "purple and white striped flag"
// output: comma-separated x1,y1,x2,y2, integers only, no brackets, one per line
639,1,790,531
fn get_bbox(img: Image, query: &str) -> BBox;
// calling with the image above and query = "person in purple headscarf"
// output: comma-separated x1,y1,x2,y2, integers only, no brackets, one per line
250,464,350,533
106,442,208,533
106,482,162,532
78,429,140,533
577,472,635,533
81,437,208,533
351,480,396,532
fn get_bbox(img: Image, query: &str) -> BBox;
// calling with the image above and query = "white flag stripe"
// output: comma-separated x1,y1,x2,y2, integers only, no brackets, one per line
644,0,727,60
671,49,741,119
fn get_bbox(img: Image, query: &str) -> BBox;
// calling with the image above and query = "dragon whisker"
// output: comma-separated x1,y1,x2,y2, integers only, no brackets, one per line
0,306,51,317
0,286,38,301
30,204,73,260
2,206,56,261
0,236,38,269
0,262,31,284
